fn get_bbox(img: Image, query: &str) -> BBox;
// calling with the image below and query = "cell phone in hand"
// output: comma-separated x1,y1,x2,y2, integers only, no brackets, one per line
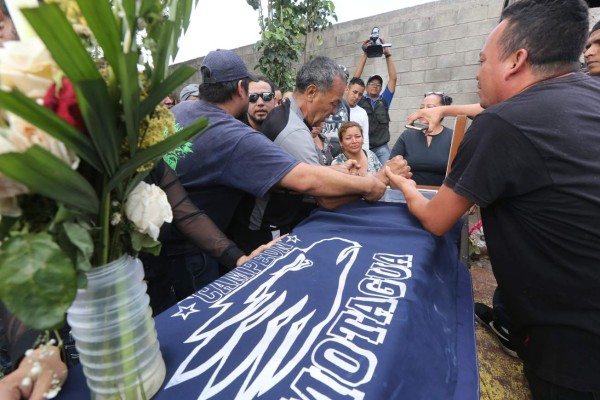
405,122,429,131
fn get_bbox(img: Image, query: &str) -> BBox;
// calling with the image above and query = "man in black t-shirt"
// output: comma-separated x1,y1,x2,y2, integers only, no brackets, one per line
387,0,600,398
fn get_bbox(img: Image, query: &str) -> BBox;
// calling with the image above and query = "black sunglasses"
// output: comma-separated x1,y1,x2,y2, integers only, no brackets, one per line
249,92,274,103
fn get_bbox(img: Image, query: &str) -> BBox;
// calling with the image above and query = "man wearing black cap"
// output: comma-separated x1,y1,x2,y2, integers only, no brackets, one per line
353,37,397,165
164,49,396,289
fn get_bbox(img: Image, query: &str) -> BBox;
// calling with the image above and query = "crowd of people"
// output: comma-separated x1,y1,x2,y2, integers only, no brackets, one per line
2,0,600,399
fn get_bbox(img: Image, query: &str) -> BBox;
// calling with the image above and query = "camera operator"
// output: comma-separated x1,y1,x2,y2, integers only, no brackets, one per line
353,30,397,165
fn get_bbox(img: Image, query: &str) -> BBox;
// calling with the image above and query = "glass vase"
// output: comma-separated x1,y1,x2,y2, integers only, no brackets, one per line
66,254,166,399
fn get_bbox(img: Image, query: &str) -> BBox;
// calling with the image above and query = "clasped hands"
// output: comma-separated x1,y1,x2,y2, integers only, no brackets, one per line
333,156,412,203
334,156,410,179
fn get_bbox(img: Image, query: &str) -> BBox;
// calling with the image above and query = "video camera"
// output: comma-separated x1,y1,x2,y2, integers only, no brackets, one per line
364,27,392,58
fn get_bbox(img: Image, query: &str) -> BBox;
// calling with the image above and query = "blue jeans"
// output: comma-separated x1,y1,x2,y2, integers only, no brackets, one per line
371,143,390,165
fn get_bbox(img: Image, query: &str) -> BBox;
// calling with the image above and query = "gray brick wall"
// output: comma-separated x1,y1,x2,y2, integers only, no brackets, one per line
319,0,501,142
172,0,599,144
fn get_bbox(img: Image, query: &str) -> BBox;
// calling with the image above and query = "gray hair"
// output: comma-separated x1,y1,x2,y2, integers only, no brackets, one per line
295,56,346,94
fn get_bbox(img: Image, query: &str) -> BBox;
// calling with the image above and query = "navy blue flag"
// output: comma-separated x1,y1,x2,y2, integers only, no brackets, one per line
60,197,478,399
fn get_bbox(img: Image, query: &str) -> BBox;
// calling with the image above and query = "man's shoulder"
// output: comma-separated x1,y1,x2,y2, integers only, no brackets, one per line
172,100,221,127
378,92,391,108
274,124,310,142
350,105,368,117
261,100,292,141
497,73,593,108
171,99,205,116
273,103,307,138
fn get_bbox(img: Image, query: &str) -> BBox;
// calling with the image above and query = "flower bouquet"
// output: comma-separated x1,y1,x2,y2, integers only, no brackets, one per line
0,0,205,397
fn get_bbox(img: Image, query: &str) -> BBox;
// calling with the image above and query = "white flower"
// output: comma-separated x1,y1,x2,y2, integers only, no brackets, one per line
124,182,172,241
110,212,122,226
1,113,79,168
0,37,58,98
0,115,79,217
0,127,27,217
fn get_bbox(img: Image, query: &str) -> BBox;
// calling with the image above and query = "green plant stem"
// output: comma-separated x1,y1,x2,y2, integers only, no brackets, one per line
99,184,111,266
108,176,133,261
115,262,141,398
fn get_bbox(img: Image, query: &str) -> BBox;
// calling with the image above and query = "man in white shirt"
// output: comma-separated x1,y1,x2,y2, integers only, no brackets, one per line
345,77,369,151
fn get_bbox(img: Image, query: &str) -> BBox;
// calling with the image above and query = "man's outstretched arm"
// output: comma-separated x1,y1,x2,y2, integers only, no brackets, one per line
383,38,397,93
384,167,473,235
353,40,371,78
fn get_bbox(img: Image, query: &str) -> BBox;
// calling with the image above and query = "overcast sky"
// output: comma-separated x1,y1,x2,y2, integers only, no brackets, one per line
174,0,437,63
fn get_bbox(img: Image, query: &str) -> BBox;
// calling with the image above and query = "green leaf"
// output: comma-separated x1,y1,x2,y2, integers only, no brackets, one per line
114,52,142,159
63,222,94,272
0,90,103,172
151,19,177,86
0,216,17,242
52,204,84,225
0,232,77,330
141,65,196,118
0,146,99,214
125,171,150,197
75,1,121,70
106,117,208,192
131,230,161,255
124,1,142,52
247,0,261,10
22,4,101,81
76,79,122,175
151,0,196,81
139,0,159,16
180,0,195,35
23,4,122,175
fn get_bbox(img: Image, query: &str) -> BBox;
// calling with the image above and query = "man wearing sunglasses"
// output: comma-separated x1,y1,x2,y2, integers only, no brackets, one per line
165,50,405,287
353,35,397,166
243,77,276,131
228,56,410,254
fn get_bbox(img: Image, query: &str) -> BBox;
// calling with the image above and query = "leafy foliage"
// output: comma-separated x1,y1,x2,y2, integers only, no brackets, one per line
0,233,76,330
247,0,337,91
0,0,206,329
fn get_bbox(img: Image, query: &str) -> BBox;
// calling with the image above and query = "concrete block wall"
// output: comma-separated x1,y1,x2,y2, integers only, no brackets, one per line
172,0,599,145
304,0,503,141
